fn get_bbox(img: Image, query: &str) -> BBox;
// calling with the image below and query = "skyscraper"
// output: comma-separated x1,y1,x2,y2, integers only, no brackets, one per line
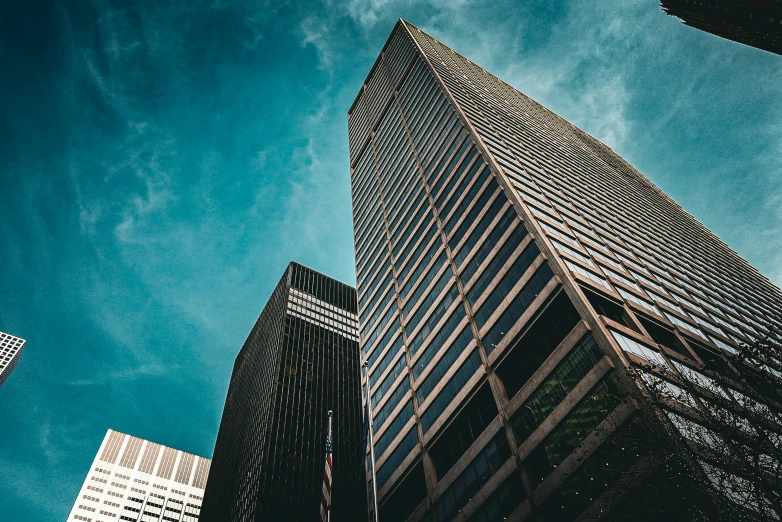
661,0,782,56
67,429,211,522
200,262,364,522
349,20,782,521
0,330,25,387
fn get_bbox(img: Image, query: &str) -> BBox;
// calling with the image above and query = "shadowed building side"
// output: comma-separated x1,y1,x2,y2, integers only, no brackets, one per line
200,262,364,522
661,0,782,55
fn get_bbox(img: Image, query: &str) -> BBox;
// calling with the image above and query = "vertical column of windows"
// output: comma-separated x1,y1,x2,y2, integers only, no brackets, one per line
357,62,430,500
356,131,396,368
365,53,477,497
388,30,562,509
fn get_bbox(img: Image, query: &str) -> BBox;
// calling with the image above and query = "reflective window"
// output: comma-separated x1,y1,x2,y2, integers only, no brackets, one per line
375,430,419,490
412,310,468,380
473,242,541,323
453,197,510,268
416,329,475,405
420,350,483,432
405,268,454,339
482,264,555,354
408,285,461,357
510,335,603,444
375,401,414,458
433,431,511,522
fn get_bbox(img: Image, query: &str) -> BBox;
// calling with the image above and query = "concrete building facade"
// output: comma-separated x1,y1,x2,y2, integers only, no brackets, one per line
0,330,25,387
67,429,210,522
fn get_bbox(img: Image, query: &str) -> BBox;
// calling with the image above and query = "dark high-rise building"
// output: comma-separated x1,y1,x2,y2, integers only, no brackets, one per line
200,262,364,522
661,0,782,56
349,20,782,522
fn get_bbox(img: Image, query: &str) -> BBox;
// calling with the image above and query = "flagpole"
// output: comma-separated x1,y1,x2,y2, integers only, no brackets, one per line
327,410,332,522
363,361,380,522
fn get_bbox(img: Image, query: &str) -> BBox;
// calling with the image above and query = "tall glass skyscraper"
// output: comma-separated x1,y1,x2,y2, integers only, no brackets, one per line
200,262,364,522
349,20,782,522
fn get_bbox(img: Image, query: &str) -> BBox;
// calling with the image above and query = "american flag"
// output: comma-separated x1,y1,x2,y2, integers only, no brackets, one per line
320,419,333,522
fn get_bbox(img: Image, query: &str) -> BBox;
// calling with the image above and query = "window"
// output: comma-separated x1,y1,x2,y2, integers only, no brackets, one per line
374,378,411,431
433,431,511,522
420,351,483,432
372,355,406,406
552,239,594,267
438,154,485,221
378,462,428,522
433,145,477,208
417,332,476,406
524,373,625,484
495,292,582,400
464,471,524,522
412,310,468,379
446,179,499,242
429,384,498,479
617,287,659,317
399,241,442,301
375,401,414,458
482,264,555,355
472,242,541,316
460,210,526,283
510,335,603,444
611,330,669,369
369,336,403,381
402,254,448,319
454,199,514,269
566,260,612,291
376,430,419,490
405,268,454,338
583,287,628,327
408,285,461,357
396,224,438,280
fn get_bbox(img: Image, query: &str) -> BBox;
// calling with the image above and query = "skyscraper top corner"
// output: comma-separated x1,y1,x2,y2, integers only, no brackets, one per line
286,261,358,313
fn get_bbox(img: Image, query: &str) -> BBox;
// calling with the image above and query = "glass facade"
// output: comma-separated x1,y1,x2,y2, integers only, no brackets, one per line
200,263,364,522
350,19,782,522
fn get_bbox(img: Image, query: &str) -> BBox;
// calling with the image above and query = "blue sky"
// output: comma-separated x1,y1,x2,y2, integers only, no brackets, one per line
0,0,780,519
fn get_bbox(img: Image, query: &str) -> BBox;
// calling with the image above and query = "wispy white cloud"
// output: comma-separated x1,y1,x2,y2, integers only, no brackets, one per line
67,362,174,387
346,0,390,31
299,14,338,71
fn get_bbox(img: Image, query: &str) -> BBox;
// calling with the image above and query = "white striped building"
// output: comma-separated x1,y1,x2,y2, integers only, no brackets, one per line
68,429,211,522
0,330,25,387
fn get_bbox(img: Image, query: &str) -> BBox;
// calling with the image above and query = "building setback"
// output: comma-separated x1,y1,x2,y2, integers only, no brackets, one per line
661,0,782,56
349,20,782,522
200,262,364,522
67,429,210,522
0,330,25,387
